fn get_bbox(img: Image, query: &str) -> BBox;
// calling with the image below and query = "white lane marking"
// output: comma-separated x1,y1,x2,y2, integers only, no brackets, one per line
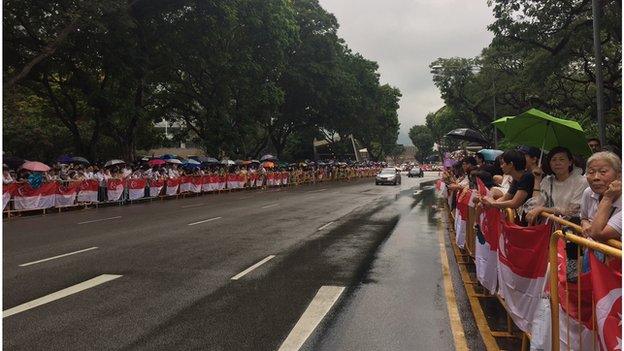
261,203,279,209
307,188,327,193
238,196,252,200
77,216,121,225
278,286,345,351
188,217,222,226
3,274,122,318
181,203,204,208
19,247,99,267
317,221,334,231
231,255,276,280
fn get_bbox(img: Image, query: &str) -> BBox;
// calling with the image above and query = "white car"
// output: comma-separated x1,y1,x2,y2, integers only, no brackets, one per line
375,168,402,185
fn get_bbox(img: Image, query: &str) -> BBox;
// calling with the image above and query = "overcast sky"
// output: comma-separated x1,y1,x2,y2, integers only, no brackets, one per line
317,0,495,145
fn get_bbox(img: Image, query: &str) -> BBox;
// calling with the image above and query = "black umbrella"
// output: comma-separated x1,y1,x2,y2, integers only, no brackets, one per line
4,156,24,170
445,128,489,145
71,156,90,165
260,154,276,161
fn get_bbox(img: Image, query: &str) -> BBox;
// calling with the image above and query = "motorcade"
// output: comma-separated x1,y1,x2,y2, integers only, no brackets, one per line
407,166,424,178
375,167,401,185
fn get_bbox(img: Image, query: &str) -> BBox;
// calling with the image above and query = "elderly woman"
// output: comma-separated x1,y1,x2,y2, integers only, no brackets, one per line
525,146,588,225
580,151,621,242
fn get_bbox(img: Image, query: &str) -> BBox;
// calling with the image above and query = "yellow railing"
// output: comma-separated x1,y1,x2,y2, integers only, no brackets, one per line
545,212,621,351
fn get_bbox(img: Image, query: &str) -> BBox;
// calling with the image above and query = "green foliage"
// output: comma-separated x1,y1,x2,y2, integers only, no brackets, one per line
420,0,621,153
4,0,401,162
408,125,434,162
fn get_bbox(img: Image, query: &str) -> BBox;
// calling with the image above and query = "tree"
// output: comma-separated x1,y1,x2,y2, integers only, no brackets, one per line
408,125,434,162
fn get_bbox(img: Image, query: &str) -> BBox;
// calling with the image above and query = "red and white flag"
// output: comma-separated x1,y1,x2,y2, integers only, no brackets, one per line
55,181,81,207
557,240,596,351
165,178,180,196
590,252,622,351
13,182,58,210
76,180,99,203
497,221,551,333
475,178,500,293
454,189,471,249
267,173,276,187
189,176,202,193
149,179,164,197
3,183,18,210
201,175,212,192
248,174,259,188
179,176,191,193
282,171,289,185
128,179,147,200
107,179,125,202
226,173,239,189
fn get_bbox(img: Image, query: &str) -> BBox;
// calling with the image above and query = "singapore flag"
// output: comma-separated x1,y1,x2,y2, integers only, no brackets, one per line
590,252,622,351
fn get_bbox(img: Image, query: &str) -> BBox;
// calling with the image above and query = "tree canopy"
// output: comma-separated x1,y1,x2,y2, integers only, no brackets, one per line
412,0,621,153
4,0,401,162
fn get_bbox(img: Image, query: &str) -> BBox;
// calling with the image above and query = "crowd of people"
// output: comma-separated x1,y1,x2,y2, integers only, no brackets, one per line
443,139,621,245
2,157,386,208
442,138,622,298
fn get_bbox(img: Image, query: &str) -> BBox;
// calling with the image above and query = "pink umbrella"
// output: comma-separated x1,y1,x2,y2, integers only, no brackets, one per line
148,159,166,166
21,161,51,172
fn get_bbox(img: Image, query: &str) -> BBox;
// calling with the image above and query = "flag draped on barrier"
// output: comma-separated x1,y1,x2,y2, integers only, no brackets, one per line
149,179,164,197
165,178,180,196
3,183,18,210
107,179,125,202
590,253,622,351
190,176,202,193
13,182,58,210
455,189,471,249
475,179,500,294
76,180,99,203
497,221,551,333
55,181,81,207
556,240,596,351
179,176,192,193
128,179,147,200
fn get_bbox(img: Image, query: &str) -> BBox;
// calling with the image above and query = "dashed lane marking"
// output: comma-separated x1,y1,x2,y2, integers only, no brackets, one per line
188,216,222,226
261,203,279,209
19,247,99,267
307,188,328,193
77,216,121,225
277,286,345,351
181,203,204,208
317,221,334,231
230,255,276,280
3,274,122,318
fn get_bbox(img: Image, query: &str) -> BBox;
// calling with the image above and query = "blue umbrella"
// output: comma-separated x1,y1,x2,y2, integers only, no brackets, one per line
477,149,504,162
182,159,201,165
161,154,176,160
57,155,73,164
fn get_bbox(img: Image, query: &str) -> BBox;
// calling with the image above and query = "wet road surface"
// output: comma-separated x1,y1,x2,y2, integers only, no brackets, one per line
3,173,481,350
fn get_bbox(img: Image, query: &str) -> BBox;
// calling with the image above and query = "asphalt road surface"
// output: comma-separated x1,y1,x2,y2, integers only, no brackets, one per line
3,172,478,350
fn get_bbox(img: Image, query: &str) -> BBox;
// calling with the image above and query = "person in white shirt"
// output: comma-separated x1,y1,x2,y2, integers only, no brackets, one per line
526,146,588,225
580,151,621,242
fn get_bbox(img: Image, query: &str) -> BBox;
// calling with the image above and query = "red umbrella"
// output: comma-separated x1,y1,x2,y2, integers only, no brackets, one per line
21,161,51,172
148,159,166,166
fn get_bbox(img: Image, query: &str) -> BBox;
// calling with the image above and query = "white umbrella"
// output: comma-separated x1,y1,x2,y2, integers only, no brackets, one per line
105,159,126,167
166,159,182,164
221,159,235,166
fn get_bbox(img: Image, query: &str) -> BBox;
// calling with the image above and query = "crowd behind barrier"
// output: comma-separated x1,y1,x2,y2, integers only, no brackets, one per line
3,167,382,213
436,149,622,351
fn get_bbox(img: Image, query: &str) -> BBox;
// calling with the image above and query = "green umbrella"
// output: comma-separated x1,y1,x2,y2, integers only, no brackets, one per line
492,116,514,136
500,108,591,158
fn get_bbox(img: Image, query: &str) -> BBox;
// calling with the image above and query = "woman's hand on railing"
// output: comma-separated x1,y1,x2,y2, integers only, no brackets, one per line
526,206,544,226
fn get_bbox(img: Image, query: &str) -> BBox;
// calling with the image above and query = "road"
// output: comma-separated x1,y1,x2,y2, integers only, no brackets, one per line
3,172,480,350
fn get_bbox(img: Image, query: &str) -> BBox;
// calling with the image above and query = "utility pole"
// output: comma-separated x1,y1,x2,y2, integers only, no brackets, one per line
492,80,498,148
592,0,606,146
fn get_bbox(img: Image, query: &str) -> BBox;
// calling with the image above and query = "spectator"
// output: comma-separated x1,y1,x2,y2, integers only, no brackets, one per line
517,145,542,174
525,146,588,225
587,138,601,154
580,151,621,242
3,164,14,184
475,153,486,169
481,150,535,222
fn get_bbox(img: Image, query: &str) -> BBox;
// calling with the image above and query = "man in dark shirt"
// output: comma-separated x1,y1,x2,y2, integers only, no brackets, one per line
482,150,534,212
